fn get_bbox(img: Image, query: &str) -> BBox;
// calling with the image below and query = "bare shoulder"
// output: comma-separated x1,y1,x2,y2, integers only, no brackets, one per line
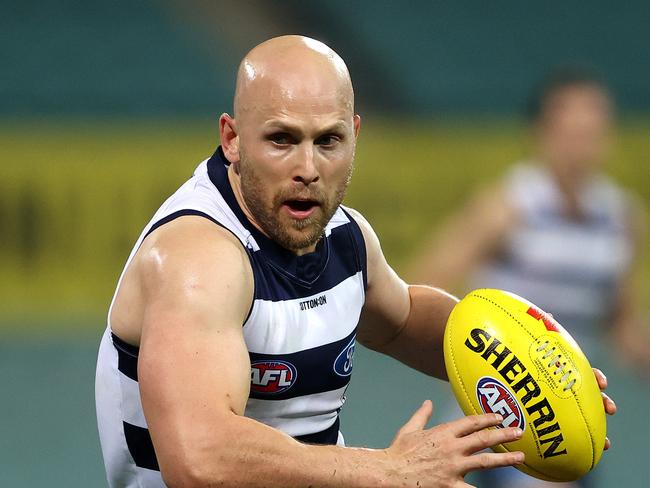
111,216,253,344
344,206,383,269
345,206,410,341
137,216,250,287
344,206,372,236
138,216,253,315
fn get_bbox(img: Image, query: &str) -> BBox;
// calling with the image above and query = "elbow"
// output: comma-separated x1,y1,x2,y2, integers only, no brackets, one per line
160,455,234,488
162,467,229,488
161,466,207,488
152,415,246,486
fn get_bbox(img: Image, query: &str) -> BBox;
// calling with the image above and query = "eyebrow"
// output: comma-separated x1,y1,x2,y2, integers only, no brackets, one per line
263,120,348,135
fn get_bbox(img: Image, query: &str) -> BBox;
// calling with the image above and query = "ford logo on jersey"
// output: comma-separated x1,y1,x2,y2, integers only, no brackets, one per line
250,360,298,394
333,336,356,377
476,376,526,430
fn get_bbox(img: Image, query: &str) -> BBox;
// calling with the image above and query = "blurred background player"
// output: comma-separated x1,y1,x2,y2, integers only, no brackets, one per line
410,68,649,488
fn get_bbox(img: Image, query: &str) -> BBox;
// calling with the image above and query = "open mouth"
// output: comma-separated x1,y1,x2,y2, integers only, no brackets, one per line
285,199,318,211
283,199,320,218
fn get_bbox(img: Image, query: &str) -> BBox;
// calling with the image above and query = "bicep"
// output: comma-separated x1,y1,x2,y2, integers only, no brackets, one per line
346,209,410,349
136,224,254,475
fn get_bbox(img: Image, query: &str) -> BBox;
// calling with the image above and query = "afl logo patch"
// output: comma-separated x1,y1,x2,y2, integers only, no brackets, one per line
476,376,526,431
333,336,356,377
250,360,297,394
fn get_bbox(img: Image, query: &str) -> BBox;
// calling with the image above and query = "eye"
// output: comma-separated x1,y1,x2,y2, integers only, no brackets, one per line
315,134,341,147
267,132,294,146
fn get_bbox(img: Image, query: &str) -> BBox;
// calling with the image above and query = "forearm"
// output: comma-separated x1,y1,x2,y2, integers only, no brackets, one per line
161,413,395,488
370,285,458,381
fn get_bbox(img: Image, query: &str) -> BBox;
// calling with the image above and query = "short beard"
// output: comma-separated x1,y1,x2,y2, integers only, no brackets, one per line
239,159,352,253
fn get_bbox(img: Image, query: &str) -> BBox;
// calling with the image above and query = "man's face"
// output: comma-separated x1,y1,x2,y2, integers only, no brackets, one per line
537,85,613,180
235,90,359,253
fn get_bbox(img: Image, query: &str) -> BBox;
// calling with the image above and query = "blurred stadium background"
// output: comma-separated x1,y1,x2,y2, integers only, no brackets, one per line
1,1,648,486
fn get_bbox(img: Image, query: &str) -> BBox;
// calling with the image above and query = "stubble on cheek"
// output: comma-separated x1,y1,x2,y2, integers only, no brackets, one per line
238,159,353,252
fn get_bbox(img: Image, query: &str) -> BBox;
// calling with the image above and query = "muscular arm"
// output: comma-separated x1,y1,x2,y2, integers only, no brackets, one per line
353,185,514,379
351,209,458,380
136,218,392,487
133,216,523,487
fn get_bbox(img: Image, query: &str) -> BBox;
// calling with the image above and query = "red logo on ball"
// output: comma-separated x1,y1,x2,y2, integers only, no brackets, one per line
526,306,561,333
476,377,526,431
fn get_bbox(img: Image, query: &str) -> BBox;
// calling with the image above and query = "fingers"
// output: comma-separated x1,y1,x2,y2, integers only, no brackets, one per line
461,426,523,453
592,368,614,450
593,368,607,390
462,450,525,473
602,392,617,415
398,400,434,436
452,413,504,437
593,368,617,416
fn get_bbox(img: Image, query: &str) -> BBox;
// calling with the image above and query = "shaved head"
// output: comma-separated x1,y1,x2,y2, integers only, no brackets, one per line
234,35,354,119
220,35,360,254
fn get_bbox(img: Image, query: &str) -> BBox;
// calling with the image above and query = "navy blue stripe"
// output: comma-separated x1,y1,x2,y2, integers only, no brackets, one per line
112,333,139,382
122,417,338,474
295,417,340,445
206,147,296,266
206,147,256,239
206,148,337,268
140,208,256,324
205,146,366,300
250,224,362,302
492,259,616,289
248,329,356,401
143,209,222,240
531,208,623,231
341,208,367,292
113,327,357,406
123,422,159,471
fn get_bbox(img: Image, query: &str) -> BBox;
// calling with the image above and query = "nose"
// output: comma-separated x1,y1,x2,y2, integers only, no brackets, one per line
293,143,320,185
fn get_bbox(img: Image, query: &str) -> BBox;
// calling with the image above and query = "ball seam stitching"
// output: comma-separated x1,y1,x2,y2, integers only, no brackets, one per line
573,394,596,470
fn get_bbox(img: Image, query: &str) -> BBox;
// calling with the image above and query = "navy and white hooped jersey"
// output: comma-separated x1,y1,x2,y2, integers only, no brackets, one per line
471,162,633,349
95,147,367,488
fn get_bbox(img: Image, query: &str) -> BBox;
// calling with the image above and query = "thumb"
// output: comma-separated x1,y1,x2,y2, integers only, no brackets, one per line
398,400,434,436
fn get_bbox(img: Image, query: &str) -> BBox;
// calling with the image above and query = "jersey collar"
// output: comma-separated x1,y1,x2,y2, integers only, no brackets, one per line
206,146,330,286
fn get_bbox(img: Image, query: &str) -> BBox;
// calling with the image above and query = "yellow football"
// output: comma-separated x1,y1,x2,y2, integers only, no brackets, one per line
444,289,606,482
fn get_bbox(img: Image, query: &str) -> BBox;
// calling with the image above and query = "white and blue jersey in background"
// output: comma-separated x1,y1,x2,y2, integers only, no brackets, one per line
472,162,633,354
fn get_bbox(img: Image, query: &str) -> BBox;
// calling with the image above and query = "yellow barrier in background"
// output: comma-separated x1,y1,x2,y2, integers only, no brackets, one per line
1,119,648,330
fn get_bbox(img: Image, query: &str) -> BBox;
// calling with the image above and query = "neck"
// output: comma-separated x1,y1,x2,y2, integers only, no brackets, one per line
227,165,269,237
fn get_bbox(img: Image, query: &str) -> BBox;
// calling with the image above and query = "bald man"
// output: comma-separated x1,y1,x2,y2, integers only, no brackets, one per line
95,37,613,488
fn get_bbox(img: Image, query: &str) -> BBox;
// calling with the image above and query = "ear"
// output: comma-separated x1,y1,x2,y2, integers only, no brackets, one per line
353,114,362,138
219,113,240,164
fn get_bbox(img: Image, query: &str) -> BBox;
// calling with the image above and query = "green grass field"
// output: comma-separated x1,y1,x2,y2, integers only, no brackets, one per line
0,117,648,329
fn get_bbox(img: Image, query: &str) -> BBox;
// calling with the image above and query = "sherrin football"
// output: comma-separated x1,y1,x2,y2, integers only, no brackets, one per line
443,289,606,482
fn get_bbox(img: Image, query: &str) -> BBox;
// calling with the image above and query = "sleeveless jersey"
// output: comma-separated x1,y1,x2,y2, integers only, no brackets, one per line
95,147,367,487
471,163,633,350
